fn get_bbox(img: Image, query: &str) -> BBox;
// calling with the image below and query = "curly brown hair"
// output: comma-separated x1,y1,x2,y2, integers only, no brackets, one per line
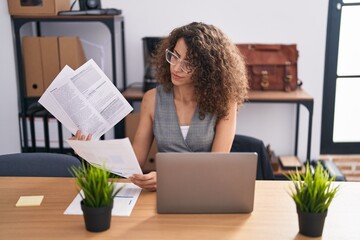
153,22,248,120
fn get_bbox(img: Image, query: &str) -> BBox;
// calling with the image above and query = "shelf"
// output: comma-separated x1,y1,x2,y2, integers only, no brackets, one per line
122,86,314,161
12,15,126,152
248,89,313,101
122,86,313,102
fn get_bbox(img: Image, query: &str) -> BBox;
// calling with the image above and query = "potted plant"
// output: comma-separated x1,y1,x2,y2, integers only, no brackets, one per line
71,163,122,232
286,163,340,237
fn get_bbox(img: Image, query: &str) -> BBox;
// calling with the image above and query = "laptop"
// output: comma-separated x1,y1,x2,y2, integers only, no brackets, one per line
156,152,258,214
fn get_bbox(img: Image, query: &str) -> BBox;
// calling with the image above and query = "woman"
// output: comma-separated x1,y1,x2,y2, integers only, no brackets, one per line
73,22,248,191
129,21,248,190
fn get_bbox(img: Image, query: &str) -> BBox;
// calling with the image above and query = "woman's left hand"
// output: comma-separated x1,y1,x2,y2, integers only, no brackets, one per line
129,171,157,191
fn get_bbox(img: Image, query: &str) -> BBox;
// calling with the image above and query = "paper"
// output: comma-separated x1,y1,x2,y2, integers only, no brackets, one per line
64,183,141,216
38,59,133,140
67,138,142,178
16,196,44,207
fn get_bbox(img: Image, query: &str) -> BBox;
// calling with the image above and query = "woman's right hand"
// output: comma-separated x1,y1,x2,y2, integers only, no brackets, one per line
69,130,92,141
129,171,157,191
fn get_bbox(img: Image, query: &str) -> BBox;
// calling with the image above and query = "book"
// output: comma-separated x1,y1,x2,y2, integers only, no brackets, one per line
279,155,303,170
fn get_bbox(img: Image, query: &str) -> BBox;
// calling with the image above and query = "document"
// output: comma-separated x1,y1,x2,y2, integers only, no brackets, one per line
64,182,141,216
38,59,133,140
67,138,143,178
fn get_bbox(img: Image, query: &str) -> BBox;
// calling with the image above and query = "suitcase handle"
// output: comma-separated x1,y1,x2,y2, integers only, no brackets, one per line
249,44,281,51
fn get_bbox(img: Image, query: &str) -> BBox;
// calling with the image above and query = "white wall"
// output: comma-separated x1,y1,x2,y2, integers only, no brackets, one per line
0,1,21,154
0,0,328,161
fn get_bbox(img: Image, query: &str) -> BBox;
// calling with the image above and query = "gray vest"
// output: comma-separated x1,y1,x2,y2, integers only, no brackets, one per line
153,85,216,152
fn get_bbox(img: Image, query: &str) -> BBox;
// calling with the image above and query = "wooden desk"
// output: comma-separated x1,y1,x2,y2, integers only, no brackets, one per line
1,177,359,239
123,87,314,161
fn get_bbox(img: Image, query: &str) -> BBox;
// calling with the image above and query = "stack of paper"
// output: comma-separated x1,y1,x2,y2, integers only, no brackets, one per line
39,59,142,178
64,183,141,216
39,59,133,140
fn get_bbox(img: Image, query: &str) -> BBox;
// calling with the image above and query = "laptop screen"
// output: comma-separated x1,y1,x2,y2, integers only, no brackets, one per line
156,152,258,214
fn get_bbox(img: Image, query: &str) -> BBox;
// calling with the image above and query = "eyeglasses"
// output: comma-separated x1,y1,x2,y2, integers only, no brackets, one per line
165,49,193,74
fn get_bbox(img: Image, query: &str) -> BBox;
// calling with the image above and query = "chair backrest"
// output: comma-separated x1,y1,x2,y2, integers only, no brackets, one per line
0,152,81,177
142,37,163,73
142,37,163,92
231,135,275,180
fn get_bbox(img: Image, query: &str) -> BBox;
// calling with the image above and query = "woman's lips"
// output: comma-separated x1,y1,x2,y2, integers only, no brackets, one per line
171,73,182,80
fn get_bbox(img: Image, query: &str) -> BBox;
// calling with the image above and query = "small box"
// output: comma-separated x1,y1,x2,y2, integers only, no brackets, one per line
58,37,86,70
41,37,60,90
8,0,70,16
23,37,44,97
22,36,86,96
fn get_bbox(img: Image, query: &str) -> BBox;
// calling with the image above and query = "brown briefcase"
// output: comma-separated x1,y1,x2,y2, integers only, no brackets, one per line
236,44,300,92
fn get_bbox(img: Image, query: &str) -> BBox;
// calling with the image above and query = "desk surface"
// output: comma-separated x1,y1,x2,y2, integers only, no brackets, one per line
0,177,358,239
122,87,313,102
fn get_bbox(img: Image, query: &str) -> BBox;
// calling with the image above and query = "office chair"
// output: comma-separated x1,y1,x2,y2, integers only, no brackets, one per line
142,37,163,92
0,152,81,177
231,134,275,180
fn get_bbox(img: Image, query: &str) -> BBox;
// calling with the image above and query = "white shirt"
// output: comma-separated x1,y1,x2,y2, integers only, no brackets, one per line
180,125,190,140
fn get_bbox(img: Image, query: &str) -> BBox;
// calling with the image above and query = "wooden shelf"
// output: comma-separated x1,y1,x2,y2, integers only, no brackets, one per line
122,86,313,102
248,89,313,101
122,86,144,100
12,15,126,151
122,86,314,162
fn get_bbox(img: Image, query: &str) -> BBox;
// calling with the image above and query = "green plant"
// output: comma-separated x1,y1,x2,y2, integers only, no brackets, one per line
71,163,123,208
286,163,339,213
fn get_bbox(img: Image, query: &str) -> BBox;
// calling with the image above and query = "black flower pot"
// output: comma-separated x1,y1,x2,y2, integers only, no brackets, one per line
81,200,113,232
297,207,327,237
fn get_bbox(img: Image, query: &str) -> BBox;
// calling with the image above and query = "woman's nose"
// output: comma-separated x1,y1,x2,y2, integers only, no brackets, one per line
173,61,183,72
